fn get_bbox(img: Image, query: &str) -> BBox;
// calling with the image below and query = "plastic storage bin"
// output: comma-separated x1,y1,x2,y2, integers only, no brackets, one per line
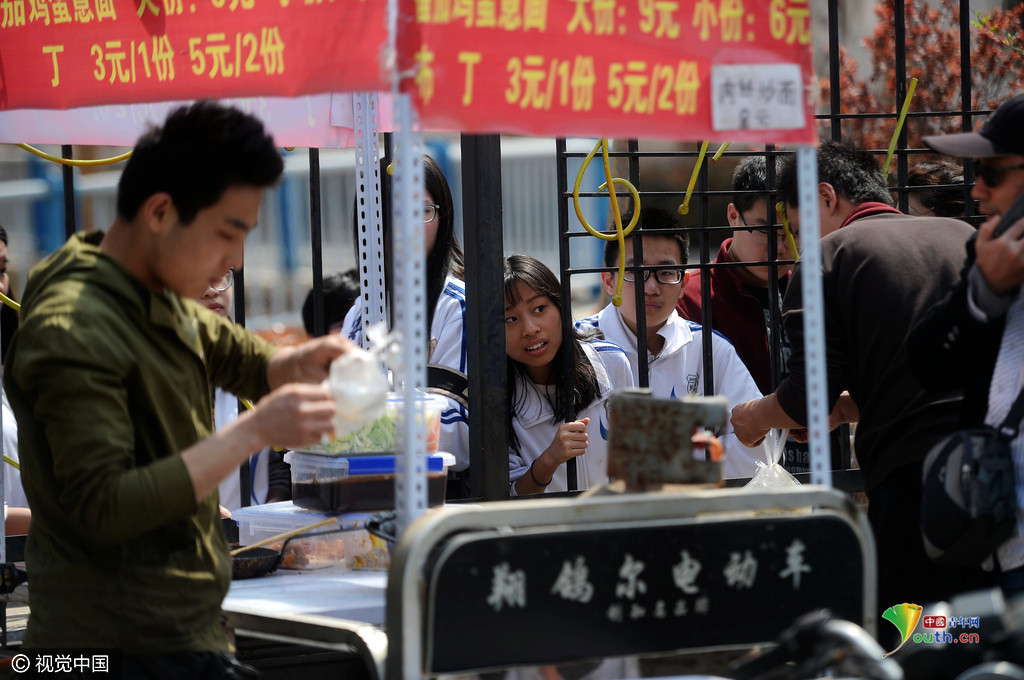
298,391,447,457
286,452,453,513
231,502,389,571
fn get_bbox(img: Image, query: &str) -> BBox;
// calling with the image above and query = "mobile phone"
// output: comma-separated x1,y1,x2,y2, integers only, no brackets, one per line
993,191,1024,237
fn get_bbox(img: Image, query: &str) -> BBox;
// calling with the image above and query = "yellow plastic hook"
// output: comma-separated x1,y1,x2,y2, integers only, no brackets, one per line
572,139,641,306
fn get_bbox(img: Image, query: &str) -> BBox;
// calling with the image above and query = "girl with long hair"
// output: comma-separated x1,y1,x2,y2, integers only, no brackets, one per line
503,255,634,495
341,155,470,479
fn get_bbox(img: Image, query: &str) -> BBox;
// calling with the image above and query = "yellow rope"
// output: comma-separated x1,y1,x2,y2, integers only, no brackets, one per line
711,141,731,162
16,143,132,167
0,292,19,312
775,202,800,262
677,141,710,215
571,139,641,307
882,77,918,177
4,455,19,472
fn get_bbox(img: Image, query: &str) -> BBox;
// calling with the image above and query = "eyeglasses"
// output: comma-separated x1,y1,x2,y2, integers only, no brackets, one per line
738,211,791,241
973,160,1024,188
622,268,684,285
424,204,440,224
210,270,233,292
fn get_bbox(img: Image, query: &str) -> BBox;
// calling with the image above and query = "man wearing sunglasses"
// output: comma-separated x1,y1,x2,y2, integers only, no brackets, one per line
577,206,763,479
910,95,1024,599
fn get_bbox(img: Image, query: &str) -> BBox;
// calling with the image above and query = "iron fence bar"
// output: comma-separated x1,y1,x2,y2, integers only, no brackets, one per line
628,139,650,390
960,0,976,220
828,0,842,142
463,134,509,501
556,138,578,491
894,0,909,213
308,148,325,337
62,145,75,239
698,147,714,401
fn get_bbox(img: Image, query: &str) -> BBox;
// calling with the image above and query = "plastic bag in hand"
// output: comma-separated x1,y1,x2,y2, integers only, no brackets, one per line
326,347,390,437
743,429,800,490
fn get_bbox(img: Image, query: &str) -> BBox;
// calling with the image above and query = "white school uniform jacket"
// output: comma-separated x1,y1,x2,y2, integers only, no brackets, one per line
341,276,470,471
1,389,27,508
508,340,635,494
214,388,272,511
577,305,762,479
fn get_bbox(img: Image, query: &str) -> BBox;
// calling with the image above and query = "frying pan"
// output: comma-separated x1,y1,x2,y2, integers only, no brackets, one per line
232,546,283,580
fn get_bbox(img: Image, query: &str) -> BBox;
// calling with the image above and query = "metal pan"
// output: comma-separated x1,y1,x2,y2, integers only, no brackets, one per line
231,546,282,580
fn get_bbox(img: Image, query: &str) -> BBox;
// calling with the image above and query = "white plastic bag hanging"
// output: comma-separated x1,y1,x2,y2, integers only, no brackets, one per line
325,323,395,437
743,429,801,490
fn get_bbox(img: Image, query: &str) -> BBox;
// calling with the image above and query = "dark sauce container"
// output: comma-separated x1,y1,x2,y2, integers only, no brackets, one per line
287,452,451,513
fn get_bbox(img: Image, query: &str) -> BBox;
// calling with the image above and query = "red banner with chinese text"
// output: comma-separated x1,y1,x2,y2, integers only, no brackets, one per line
0,0,389,111
398,0,817,144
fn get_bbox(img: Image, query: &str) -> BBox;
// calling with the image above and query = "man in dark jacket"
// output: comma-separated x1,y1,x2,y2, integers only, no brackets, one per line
731,140,985,626
909,94,1024,599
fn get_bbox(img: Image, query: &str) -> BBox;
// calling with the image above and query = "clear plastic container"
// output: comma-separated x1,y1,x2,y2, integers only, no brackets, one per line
231,502,362,570
286,452,454,513
297,391,447,457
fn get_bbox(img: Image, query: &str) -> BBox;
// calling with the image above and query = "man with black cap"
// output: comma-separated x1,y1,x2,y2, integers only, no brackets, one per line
910,94,1024,599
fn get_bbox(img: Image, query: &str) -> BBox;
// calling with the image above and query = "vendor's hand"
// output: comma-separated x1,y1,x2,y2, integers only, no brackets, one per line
252,382,337,449
219,505,232,519
829,391,859,430
268,335,353,389
544,418,590,466
975,213,1024,296
731,399,770,448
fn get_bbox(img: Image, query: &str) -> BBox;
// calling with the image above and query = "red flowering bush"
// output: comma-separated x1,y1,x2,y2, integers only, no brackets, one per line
821,0,1024,150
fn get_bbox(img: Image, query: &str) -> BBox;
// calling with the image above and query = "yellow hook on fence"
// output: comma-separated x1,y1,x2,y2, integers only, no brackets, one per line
572,139,640,307
678,141,710,215
775,202,800,262
16,143,132,167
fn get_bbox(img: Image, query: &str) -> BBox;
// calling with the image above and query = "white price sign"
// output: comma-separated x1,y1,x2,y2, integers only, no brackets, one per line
711,64,806,132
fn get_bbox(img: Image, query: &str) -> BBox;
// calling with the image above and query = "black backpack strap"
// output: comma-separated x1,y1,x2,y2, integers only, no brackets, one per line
427,364,469,411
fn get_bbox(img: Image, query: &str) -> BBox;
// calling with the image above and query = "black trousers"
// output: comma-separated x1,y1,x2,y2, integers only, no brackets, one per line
868,462,993,644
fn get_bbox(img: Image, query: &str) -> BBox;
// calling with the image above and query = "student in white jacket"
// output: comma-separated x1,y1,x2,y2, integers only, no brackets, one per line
576,207,763,479
341,155,470,488
504,255,635,495
200,270,291,511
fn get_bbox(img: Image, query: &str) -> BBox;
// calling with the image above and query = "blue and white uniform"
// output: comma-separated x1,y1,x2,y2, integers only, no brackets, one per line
577,305,762,479
214,389,273,511
508,339,635,494
341,276,470,471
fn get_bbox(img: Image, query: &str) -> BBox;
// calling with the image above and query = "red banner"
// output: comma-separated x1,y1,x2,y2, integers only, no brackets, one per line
399,0,816,144
0,0,389,111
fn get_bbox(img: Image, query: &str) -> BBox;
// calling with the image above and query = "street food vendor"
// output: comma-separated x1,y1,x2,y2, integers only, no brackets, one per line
3,101,351,678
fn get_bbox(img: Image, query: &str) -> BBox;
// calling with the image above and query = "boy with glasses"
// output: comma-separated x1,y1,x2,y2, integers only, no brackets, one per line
197,269,292,512
577,206,762,479
910,94,1024,598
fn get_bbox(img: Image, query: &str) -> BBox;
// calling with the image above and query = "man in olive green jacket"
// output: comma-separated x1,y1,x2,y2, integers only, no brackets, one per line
3,102,351,678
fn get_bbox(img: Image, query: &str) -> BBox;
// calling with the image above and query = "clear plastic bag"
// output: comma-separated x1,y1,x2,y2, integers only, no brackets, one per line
743,429,800,490
325,323,393,437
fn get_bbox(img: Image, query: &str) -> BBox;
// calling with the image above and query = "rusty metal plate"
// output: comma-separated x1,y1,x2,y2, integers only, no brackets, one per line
606,389,727,487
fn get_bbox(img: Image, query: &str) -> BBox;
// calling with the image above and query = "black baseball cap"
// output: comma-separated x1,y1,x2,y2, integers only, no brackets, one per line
923,95,1024,158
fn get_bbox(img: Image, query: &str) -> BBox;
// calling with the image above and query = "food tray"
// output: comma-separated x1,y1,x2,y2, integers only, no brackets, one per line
232,502,374,571
298,391,446,457
286,452,453,513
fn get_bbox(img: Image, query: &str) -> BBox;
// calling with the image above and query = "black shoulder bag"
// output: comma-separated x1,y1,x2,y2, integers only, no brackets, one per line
921,388,1022,566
